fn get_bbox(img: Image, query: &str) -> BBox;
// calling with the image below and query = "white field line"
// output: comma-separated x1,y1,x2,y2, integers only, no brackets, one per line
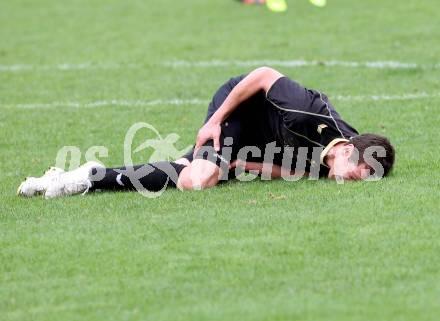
1,60,440,72
0,62,141,72
164,59,440,70
0,92,438,109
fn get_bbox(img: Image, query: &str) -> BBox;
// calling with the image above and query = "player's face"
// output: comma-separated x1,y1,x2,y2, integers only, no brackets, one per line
328,145,370,181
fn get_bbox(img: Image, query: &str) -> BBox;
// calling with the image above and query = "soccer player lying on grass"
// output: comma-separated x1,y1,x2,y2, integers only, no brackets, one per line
18,67,395,199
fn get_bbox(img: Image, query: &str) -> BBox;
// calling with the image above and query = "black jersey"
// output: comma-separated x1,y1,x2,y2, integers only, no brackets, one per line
189,74,359,178
264,76,359,176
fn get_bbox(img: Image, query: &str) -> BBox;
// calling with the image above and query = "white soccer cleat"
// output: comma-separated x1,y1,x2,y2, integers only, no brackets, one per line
17,167,65,197
43,161,105,199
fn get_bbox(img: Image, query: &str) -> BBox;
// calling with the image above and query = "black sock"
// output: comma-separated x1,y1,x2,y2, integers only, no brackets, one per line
90,161,186,192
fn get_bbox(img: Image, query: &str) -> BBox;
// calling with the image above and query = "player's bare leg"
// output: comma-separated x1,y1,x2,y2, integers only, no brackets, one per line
177,159,221,190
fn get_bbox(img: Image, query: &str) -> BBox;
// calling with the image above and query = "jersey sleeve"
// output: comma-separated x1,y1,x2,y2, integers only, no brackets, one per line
265,76,314,113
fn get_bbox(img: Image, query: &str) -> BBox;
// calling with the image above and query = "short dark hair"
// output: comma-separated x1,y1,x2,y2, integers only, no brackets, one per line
348,133,395,177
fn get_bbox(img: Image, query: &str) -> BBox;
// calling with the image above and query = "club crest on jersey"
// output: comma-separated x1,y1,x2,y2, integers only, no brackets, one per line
317,124,328,134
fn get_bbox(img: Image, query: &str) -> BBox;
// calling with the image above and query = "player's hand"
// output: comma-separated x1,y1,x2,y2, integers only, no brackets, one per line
229,159,246,170
229,160,264,173
194,121,222,155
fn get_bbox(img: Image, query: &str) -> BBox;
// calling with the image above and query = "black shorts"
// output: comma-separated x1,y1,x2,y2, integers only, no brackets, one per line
182,76,248,166
181,75,276,179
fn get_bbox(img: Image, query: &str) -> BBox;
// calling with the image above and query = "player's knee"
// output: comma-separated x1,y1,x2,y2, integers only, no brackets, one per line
177,159,220,190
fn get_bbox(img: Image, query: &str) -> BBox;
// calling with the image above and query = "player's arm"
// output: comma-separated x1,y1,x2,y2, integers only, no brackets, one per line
195,67,284,152
229,160,296,179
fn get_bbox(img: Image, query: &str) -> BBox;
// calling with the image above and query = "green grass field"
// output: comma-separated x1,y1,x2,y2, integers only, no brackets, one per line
1,0,440,320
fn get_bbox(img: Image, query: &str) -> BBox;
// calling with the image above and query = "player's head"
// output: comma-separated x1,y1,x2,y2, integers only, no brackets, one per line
327,133,395,180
